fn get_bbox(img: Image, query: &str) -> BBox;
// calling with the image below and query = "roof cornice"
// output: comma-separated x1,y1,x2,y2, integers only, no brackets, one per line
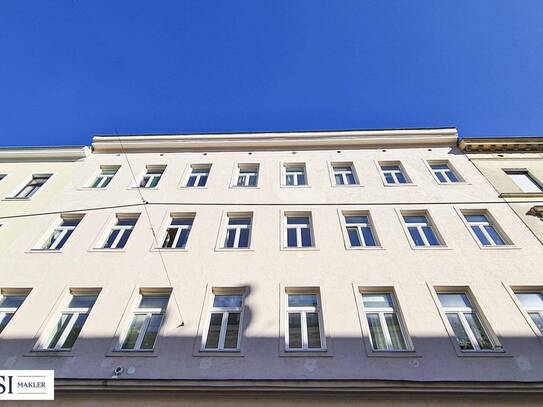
0,146,89,162
91,128,458,153
459,137,543,153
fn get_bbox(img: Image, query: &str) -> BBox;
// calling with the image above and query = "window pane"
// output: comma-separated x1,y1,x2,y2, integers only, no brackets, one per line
306,312,322,349
287,217,309,225
363,293,393,308
335,174,344,185
0,313,14,333
347,227,361,247
367,313,386,350
205,313,223,349
288,294,317,307
68,295,97,309
288,313,302,348
297,174,306,185
404,216,427,224
484,225,505,245
385,313,407,350
46,314,71,349
422,226,440,245
225,229,236,248
197,175,208,187
362,227,376,246
62,313,88,349
286,174,294,185
117,218,137,226
238,228,250,248
116,229,132,248
213,295,243,308
345,216,367,224
104,229,120,248
287,228,297,247
435,172,447,183
248,175,257,186
465,215,488,223
171,218,193,226
396,172,407,183
300,228,312,247
177,229,190,248
529,313,543,334
446,313,473,350
472,226,491,246
384,173,395,184
186,176,196,187
148,176,160,188
346,173,356,184
162,228,177,248
140,314,163,349
407,227,425,246
0,295,26,308
464,313,493,350
121,314,146,350
224,312,241,349
446,170,458,182
438,293,471,308
516,293,543,309
139,295,169,309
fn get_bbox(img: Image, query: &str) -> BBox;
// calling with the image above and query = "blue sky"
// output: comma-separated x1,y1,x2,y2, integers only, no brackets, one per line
0,1,542,147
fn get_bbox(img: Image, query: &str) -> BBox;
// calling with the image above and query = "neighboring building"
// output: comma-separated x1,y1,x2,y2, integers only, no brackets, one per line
460,137,543,245
1,129,543,406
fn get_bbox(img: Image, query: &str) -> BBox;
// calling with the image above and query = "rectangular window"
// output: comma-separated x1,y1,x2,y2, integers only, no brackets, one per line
161,214,194,249
284,213,314,248
0,290,29,334
284,164,307,186
121,292,170,351
223,213,252,249
139,165,165,188
236,164,259,187
438,292,495,351
515,291,543,334
40,214,84,250
90,166,119,188
285,291,325,351
186,165,210,187
463,212,508,246
402,213,443,247
379,162,409,185
332,163,357,185
103,214,140,249
430,162,461,183
361,292,409,351
203,292,244,351
40,291,99,351
505,170,543,193
12,174,51,199
343,212,377,247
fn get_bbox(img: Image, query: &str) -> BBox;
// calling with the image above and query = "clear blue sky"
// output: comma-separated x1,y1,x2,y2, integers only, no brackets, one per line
0,1,542,147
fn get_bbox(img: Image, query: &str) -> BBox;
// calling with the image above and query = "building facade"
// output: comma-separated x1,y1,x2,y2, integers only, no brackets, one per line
1,130,543,406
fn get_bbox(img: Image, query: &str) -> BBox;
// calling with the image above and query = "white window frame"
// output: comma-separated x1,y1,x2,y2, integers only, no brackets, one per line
118,290,170,352
100,213,140,249
377,161,411,186
281,163,309,187
400,210,445,248
183,164,211,188
426,160,464,184
220,212,253,249
340,210,380,249
35,289,99,351
232,164,259,188
89,166,120,189
504,169,543,193
160,213,195,250
284,289,326,352
508,287,543,342
137,165,166,188
201,289,245,352
9,173,52,199
360,291,412,352
436,291,497,352
282,211,315,249
0,289,30,335
330,162,359,186
38,214,84,251
460,210,512,248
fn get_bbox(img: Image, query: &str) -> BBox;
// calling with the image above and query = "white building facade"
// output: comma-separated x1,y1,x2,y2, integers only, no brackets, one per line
1,129,543,406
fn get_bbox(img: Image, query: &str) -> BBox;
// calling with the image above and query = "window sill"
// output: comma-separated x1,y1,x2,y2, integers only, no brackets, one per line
25,249,63,254
106,350,158,357
330,184,363,188
500,192,543,198
2,197,31,201
150,247,188,252
435,182,470,186
229,186,261,190
280,349,331,357
24,350,74,357
408,245,451,251
194,350,245,357
345,246,384,251
455,349,510,358
280,247,319,252
366,350,420,358
127,186,160,191
77,187,109,191
280,185,311,189
214,247,255,252
382,183,417,187
475,245,519,250
88,248,127,253
179,186,208,190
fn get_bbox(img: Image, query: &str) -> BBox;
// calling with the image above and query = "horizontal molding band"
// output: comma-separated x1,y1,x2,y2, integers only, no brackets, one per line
0,146,89,161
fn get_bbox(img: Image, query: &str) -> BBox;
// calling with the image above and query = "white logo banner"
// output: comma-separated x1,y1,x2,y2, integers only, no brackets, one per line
0,370,54,400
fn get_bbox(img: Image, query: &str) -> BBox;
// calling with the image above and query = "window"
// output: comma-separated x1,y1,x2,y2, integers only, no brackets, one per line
236,164,259,187
139,165,165,188
284,213,314,248
223,213,252,249
202,292,244,351
103,214,140,249
0,174,6,182
504,170,543,193
40,214,84,250
161,214,194,249
285,292,325,351
379,162,410,185
0,290,29,334
90,166,119,188
463,212,508,246
12,174,51,199
121,292,170,351
361,292,409,351
429,162,461,184
39,291,99,351
283,164,307,186
515,292,543,334
343,212,377,247
332,163,358,185
438,292,495,351
185,165,210,187
402,213,443,247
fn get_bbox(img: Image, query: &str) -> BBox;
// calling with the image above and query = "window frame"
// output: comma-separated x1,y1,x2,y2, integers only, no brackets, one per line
181,164,212,188
281,162,310,187
216,211,254,251
135,165,166,189
281,210,317,250
458,209,514,249
93,213,141,251
0,288,31,336
506,285,543,344
7,173,53,200
328,161,360,187
231,163,260,188
338,209,381,250
376,161,413,186
34,213,85,252
157,212,195,251
87,165,120,189
425,160,465,185
503,169,543,193
398,210,447,249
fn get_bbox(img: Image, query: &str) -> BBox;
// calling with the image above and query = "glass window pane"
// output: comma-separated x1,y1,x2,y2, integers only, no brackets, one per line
140,314,163,349
177,229,190,248
385,313,407,350
335,174,344,185
516,293,543,309
404,216,428,224
224,312,241,349
171,218,193,226
121,314,146,350
435,172,447,183
465,215,488,223
362,227,376,246
345,216,367,224
396,172,407,183
287,217,309,225
446,170,458,182
139,295,169,309
297,174,306,185
238,228,250,248
472,226,490,246
162,228,177,248
248,175,257,186
484,225,505,245
197,175,208,187
446,313,473,350
363,293,393,308
104,229,120,248
347,227,361,247
213,295,243,308
46,314,71,349
286,174,294,185
205,313,223,349
438,293,471,308
346,173,356,184
117,218,137,226
0,295,26,308
408,227,425,246
186,176,196,187
61,313,88,349
225,229,236,248
300,228,312,247
68,295,97,309
288,294,317,307
384,173,395,184
464,313,493,350
306,312,322,349
287,228,297,247
529,313,543,334
228,218,251,225
0,313,14,334
116,229,132,249
288,313,302,349
422,226,440,245
367,313,387,350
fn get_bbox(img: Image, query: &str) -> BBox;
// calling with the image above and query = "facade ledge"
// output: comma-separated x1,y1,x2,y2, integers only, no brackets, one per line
460,137,543,153
0,146,89,162
499,192,543,199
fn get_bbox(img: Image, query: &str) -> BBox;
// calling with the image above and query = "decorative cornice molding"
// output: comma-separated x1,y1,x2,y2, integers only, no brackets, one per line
91,129,458,153
0,146,89,162
459,137,543,153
